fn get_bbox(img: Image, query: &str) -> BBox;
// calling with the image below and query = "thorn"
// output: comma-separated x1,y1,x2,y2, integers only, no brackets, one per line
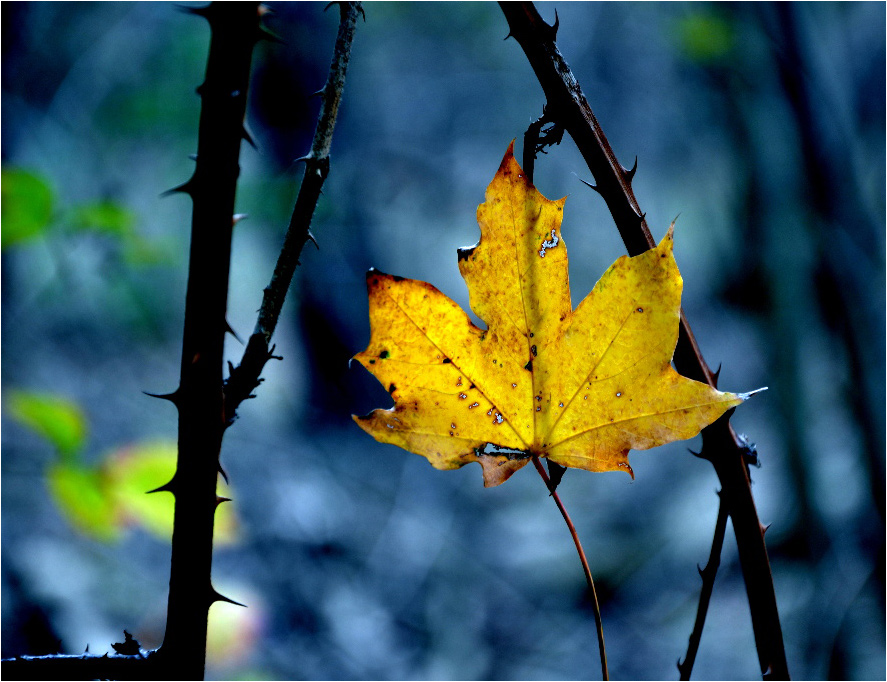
177,3,212,19
268,344,283,361
146,477,176,495
761,523,771,535
85,644,89,653
242,125,257,149
504,31,514,41
549,9,560,40
143,389,181,406
310,87,325,99
577,176,601,194
225,319,244,344
697,563,705,577
209,587,247,608
160,178,196,198
739,387,768,400
256,26,284,44
218,462,229,485
216,496,232,506
712,362,722,385
188,153,198,162
294,153,314,164
323,0,354,18
232,213,249,226
636,210,647,223
622,156,638,182
691,447,713,463
307,230,320,249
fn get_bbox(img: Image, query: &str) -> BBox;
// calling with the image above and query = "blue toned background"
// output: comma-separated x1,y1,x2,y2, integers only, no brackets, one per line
2,2,884,679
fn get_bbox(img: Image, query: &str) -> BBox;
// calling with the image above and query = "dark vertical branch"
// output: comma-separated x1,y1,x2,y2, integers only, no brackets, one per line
499,3,789,679
1,6,263,680
225,2,362,418
153,4,261,679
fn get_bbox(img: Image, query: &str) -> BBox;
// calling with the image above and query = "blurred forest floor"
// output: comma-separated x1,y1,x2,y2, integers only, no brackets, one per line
2,2,884,679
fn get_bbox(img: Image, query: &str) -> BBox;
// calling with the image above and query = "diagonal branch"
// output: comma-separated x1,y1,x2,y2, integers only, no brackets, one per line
678,491,729,680
224,1,362,420
499,3,789,679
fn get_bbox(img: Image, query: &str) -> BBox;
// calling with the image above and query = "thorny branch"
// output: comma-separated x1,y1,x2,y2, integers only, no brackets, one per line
3,4,264,680
224,1,362,421
499,2,789,679
154,3,261,678
678,493,729,679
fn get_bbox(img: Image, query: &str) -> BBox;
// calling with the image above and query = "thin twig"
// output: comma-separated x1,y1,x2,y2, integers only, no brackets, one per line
224,2,361,420
678,492,729,680
533,456,609,681
1,652,160,681
499,4,788,678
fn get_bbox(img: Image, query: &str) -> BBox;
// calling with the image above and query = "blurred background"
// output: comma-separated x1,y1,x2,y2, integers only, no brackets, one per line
2,2,883,679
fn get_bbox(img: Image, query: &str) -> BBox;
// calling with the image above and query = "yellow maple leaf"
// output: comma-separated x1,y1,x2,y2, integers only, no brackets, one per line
353,143,756,487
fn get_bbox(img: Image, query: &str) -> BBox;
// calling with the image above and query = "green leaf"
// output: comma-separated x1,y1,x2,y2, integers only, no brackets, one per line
1,169,54,249
69,200,136,237
8,390,88,462
105,440,238,544
47,463,120,542
677,14,734,64
122,233,173,267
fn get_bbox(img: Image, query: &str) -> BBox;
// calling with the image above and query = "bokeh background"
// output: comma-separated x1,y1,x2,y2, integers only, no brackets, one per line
2,2,884,679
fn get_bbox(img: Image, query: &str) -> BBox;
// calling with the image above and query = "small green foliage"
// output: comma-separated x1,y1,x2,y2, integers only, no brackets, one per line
106,441,179,540
8,390,88,463
69,200,136,237
102,440,238,544
1,169,55,250
677,14,734,64
47,463,121,541
8,396,237,543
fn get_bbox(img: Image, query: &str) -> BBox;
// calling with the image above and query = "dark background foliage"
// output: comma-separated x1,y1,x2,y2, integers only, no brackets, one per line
2,2,884,679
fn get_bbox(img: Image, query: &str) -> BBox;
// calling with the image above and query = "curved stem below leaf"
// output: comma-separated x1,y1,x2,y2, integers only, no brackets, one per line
533,455,608,681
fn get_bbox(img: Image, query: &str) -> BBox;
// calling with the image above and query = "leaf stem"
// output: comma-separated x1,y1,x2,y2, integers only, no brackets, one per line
532,455,609,681
678,492,728,680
